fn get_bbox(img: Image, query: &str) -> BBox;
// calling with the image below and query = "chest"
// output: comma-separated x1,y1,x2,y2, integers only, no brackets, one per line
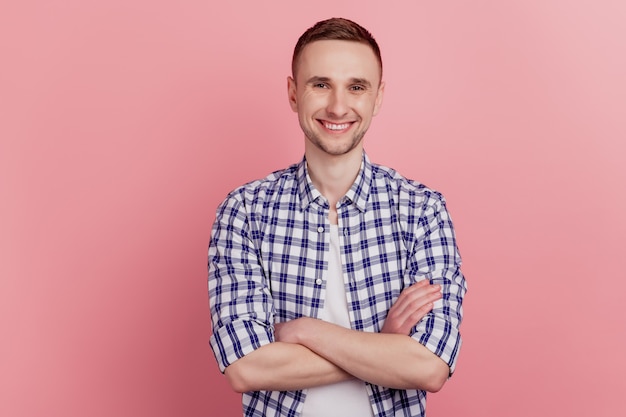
252,204,411,330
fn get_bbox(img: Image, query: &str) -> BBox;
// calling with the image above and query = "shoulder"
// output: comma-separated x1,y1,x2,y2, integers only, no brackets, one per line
369,162,446,210
219,162,300,209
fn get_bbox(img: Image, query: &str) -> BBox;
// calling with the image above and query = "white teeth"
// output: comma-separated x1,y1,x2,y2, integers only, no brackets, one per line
323,122,350,131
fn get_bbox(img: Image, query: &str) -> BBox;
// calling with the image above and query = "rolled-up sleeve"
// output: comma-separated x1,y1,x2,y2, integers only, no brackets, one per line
208,193,275,372
407,193,467,375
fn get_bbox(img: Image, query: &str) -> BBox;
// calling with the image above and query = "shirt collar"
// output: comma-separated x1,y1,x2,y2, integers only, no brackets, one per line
297,152,372,212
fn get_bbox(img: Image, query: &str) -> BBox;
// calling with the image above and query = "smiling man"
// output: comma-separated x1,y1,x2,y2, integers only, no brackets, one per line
208,18,467,417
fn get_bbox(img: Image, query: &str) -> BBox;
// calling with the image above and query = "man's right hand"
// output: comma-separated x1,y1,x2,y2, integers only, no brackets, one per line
381,280,442,335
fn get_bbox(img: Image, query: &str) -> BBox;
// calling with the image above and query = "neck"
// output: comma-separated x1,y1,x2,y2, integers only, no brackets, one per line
305,145,362,213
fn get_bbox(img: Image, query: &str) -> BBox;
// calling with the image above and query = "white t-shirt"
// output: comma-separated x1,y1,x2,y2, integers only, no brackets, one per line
300,225,374,417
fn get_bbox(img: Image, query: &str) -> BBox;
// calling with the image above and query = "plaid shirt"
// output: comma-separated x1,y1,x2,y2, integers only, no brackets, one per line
208,153,466,417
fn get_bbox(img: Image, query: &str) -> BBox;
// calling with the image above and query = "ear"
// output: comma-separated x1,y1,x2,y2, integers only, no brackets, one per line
287,76,298,112
373,80,385,116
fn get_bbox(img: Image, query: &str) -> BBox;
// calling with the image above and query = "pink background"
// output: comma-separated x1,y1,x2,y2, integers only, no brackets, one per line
2,1,625,416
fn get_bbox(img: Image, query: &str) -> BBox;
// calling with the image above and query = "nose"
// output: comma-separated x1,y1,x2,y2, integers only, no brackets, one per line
326,88,349,118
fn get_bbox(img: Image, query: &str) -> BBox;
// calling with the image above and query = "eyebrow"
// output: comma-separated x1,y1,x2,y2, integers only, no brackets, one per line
349,78,373,88
306,76,331,85
305,76,373,88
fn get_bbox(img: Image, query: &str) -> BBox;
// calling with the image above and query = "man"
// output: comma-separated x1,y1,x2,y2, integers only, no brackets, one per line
208,17,466,417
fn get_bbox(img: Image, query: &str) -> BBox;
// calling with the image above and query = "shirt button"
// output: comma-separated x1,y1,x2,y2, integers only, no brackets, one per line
317,226,324,233
315,278,323,285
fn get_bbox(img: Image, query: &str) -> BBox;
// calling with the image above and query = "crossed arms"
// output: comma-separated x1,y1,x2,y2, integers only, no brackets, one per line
224,280,450,393
209,190,465,396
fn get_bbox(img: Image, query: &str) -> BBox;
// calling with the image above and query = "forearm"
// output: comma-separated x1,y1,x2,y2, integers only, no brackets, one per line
287,318,449,392
224,340,353,393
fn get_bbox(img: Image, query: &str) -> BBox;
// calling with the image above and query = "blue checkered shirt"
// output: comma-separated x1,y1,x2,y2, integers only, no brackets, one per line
208,153,466,417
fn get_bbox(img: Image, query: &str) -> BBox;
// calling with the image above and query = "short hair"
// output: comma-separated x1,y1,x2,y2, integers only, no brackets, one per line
292,17,383,80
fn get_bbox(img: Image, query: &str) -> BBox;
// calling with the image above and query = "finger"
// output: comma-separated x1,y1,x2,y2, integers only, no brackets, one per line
396,291,443,330
390,290,442,326
406,303,435,325
399,280,430,297
400,281,440,300
389,301,435,335
383,282,442,334
392,283,441,315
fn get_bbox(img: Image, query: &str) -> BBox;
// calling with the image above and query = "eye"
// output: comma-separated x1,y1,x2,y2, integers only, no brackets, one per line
314,83,329,89
350,85,366,92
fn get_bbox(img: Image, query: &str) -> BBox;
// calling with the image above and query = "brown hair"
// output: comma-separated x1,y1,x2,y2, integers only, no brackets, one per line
292,17,382,80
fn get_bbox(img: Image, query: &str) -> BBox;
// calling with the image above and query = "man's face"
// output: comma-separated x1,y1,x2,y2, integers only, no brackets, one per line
288,40,384,158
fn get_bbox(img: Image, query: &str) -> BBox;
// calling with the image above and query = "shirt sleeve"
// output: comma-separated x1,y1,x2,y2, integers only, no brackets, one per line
406,192,467,375
208,193,275,373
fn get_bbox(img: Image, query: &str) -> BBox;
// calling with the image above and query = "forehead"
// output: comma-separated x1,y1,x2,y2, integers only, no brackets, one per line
295,40,381,83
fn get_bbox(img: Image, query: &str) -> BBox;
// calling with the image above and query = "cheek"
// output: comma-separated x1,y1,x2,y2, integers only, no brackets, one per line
355,100,376,118
299,94,326,114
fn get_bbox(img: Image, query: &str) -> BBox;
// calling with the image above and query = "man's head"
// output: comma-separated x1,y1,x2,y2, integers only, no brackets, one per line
289,18,385,158
292,18,383,81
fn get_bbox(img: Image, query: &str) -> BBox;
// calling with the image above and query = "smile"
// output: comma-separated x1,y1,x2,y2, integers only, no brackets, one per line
320,120,353,131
